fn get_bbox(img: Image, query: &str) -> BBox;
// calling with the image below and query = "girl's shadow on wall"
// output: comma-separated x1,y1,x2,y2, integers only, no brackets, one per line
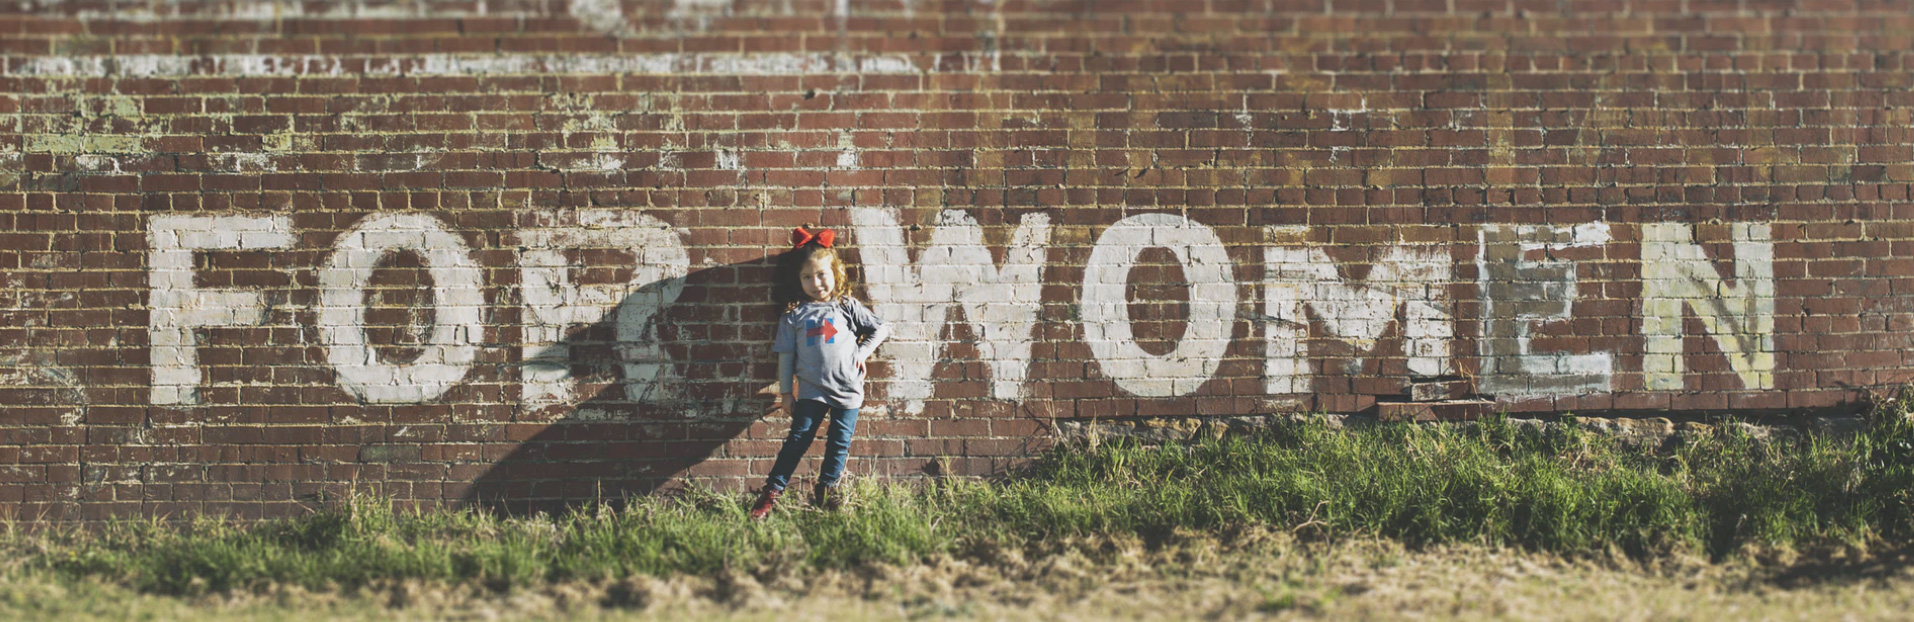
463,255,779,516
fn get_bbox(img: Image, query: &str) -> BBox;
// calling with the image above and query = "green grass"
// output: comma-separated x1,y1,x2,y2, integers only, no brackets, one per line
17,397,1914,598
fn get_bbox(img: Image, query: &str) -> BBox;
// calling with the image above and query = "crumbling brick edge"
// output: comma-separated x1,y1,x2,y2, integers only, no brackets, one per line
1051,409,1876,449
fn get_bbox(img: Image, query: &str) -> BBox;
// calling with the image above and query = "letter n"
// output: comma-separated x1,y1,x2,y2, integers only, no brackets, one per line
1640,222,1775,390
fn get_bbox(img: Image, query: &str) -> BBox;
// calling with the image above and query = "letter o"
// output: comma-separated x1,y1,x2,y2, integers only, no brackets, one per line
318,213,486,404
1082,213,1238,397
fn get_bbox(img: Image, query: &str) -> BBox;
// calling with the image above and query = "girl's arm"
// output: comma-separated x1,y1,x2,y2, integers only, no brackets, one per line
855,319,892,363
778,351,796,396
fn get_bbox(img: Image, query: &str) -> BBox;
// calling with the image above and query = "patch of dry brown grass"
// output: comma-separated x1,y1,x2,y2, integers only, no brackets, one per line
13,529,1914,621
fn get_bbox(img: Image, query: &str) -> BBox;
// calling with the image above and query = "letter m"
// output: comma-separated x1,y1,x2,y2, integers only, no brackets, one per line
850,208,1051,414
1264,230,1452,394
1640,222,1775,390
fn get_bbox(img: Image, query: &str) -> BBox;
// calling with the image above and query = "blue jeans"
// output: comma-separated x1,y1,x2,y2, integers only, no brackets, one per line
764,400,859,492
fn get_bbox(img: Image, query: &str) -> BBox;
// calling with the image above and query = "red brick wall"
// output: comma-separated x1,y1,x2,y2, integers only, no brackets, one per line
0,0,1909,520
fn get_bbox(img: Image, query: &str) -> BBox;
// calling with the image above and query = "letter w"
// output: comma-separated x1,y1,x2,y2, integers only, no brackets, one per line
1265,239,1452,394
851,209,1051,414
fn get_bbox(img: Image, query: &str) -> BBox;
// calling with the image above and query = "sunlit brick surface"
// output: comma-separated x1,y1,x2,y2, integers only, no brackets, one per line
0,0,1908,520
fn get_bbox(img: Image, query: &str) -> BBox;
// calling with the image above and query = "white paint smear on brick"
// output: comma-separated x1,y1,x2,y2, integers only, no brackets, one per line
148,214,295,406
8,53,922,77
25,134,148,155
853,208,1052,414
560,152,625,172
836,130,860,169
1082,213,1237,398
1,349,89,425
1641,222,1776,391
667,0,732,31
1264,228,1452,394
1476,223,1613,397
74,154,124,173
62,0,493,21
569,0,628,32
213,152,278,173
520,210,689,408
0,149,19,190
317,214,485,404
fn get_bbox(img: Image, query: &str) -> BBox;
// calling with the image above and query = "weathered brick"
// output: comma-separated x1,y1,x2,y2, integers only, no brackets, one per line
0,1,1906,521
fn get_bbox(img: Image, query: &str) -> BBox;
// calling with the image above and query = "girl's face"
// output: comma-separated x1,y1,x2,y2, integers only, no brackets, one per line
799,254,836,301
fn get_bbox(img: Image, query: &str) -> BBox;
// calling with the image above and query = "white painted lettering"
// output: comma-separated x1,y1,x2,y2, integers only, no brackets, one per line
1263,226,1452,394
852,208,1051,413
1476,223,1613,396
519,210,689,406
317,214,486,404
1082,213,1237,397
147,214,294,405
1641,222,1775,390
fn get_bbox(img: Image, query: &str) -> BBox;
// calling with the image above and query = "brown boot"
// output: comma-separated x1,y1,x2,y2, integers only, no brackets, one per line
748,486,781,520
811,482,842,511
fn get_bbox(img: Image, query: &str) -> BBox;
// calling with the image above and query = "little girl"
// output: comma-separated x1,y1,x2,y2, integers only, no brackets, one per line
750,226,891,519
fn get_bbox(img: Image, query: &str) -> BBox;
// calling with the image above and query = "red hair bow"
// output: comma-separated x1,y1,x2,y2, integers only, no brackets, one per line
791,227,835,249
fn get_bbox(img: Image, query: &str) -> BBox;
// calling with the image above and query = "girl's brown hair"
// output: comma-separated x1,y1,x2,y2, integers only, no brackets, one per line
775,242,855,313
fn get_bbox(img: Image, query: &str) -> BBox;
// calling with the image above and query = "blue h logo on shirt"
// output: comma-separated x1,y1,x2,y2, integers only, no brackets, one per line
805,318,838,346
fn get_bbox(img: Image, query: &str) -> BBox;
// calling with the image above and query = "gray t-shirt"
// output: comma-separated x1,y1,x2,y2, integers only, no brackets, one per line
773,298,888,409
